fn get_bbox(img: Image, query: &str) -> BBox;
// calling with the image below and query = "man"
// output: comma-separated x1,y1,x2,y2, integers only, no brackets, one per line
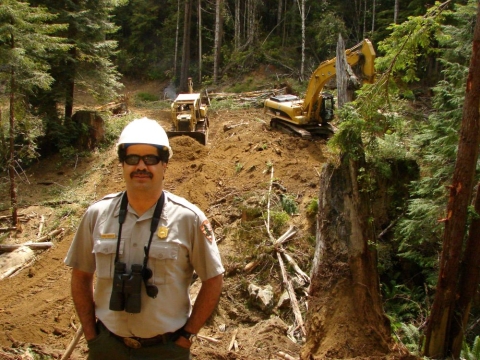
65,117,224,360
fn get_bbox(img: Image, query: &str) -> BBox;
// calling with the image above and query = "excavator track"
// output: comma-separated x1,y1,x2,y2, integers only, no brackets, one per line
270,119,334,139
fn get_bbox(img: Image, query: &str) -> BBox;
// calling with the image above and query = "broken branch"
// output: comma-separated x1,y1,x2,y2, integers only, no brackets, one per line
197,334,221,344
227,329,238,351
278,248,310,284
276,252,306,336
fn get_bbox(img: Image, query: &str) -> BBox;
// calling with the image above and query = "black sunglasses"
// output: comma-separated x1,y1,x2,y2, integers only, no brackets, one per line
124,154,162,166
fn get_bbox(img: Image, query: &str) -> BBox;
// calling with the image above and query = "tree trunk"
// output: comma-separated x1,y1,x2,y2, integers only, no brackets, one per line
64,0,79,122
9,68,18,227
174,0,180,79
198,0,202,84
277,0,282,35
394,0,399,24
245,0,257,48
301,156,393,359
282,0,287,46
298,0,305,81
64,47,76,122
234,0,240,50
213,0,223,84
450,183,480,357
371,0,376,36
180,0,192,91
363,0,367,39
424,6,480,358
336,35,348,108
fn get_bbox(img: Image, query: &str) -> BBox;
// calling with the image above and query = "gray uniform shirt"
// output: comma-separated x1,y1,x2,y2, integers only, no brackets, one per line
65,191,224,338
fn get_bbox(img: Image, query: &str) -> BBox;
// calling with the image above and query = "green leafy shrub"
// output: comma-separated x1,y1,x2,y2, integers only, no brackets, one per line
136,92,159,102
462,335,480,360
268,210,290,235
306,198,318,217
280,194,298,215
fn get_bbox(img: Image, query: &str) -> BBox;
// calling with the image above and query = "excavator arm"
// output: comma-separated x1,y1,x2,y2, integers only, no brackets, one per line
302,39,376,120
263,39,376,138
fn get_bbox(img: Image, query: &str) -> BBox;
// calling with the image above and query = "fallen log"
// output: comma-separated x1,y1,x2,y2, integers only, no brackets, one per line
0,242,53,253
0,246,35,280
36,228,64,242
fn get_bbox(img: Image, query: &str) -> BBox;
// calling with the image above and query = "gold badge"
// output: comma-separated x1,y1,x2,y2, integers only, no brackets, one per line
157,226,168,239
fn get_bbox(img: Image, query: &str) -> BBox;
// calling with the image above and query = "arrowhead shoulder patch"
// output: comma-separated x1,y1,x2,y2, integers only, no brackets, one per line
200,220,214,243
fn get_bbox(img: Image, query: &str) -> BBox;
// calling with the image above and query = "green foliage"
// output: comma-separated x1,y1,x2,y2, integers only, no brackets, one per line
264,161,273,173
267,210,290,235
102,114,134,148
280,194,298,215
306,198,318,217
375,2,446,84
462,336,480,360
135,92,159,102
0,104,45,169
308,11,348,61
383,278,427,324
394,0,477,288
208,97,255,111
0,0,69,92
396,323,422,356
0,0,67,169
235,162,244,173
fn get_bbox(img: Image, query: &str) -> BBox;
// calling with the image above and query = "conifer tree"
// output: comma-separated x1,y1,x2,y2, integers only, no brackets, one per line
0,0,67,225
30,0,122,122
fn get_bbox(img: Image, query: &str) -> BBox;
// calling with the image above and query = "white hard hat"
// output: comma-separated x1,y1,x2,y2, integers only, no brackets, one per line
117,117,173,159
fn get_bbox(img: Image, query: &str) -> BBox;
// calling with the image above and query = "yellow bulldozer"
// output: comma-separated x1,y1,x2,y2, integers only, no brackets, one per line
167,78,210,145
264,39,376,138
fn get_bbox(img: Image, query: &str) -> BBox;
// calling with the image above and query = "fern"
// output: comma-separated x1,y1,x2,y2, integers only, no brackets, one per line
398,323,422,355
461,336,480,360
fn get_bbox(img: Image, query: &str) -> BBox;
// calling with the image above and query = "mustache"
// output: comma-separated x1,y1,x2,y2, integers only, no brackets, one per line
130,170,153,179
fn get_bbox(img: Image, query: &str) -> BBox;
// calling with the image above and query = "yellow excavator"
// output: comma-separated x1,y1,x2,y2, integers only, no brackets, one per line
264,39,376,138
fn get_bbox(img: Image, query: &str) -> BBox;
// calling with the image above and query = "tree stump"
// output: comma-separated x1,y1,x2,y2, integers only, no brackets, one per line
72,110,105,150
301,157,395,359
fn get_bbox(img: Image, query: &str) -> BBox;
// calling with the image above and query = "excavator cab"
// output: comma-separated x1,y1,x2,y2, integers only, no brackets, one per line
320,93,335,124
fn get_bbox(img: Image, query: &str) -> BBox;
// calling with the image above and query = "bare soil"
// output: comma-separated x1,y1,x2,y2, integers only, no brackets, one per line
0,80,376,360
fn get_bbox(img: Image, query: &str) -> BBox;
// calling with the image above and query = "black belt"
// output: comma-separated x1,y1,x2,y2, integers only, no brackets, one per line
100,322,177,349
111,331,175,349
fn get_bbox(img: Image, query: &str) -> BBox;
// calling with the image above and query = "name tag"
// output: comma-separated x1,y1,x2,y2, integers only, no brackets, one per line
100,233,116,239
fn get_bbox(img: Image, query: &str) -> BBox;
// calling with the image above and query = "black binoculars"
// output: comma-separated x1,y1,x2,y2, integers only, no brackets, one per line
109,262,158,313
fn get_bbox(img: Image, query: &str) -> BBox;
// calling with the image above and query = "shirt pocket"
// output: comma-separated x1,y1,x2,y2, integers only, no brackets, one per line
93,239,121,279
149,242,179,285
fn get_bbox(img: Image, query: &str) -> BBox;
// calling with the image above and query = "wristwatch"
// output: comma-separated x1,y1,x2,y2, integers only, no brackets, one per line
177,326,195,342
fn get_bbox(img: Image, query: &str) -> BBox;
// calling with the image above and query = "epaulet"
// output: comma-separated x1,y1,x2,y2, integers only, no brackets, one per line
92,192,123,205
165,191,203,216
